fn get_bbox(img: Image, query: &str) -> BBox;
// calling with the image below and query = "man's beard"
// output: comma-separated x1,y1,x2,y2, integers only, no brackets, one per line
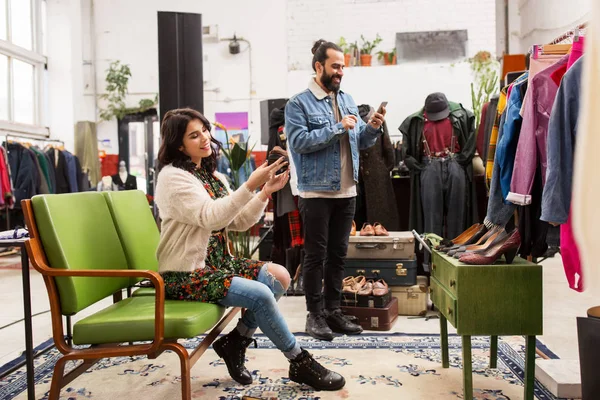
320,71,342,92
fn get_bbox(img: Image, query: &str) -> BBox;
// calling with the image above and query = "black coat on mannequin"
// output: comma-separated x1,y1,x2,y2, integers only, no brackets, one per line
111,173,137,190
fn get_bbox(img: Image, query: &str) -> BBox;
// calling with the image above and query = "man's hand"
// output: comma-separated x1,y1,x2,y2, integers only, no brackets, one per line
369,106,386,129
341,115,358,131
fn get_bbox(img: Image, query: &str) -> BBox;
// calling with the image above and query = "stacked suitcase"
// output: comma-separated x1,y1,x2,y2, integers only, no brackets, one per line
341,232,417,331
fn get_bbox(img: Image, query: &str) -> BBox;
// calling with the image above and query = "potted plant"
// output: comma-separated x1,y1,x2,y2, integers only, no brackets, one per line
213,121,255,258
98,60,157,122
377,48,397,65
359,34,382,66
337,37,352,67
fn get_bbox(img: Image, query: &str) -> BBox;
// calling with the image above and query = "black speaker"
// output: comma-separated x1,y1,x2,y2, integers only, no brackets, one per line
260,98,288,145
157,12,204,123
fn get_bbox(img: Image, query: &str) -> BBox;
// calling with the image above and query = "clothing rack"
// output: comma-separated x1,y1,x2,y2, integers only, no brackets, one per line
1,133,61,231
549,22,587,45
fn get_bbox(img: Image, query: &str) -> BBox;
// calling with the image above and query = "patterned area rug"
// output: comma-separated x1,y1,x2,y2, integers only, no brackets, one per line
0,333,563,400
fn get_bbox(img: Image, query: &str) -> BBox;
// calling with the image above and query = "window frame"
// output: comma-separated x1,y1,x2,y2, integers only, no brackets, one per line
0,0,48,137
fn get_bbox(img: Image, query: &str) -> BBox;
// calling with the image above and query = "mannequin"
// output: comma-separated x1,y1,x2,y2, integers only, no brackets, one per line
97,176,119,191
112,161,137,191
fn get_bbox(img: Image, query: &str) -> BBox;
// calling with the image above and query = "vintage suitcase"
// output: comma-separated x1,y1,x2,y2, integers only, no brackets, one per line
341,297,399,331
391,282,429,316
347,232,415,260
342,291,392,308
345,259,417,286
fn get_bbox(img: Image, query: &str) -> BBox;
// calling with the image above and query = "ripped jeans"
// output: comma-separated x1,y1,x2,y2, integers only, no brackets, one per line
217,265,298,354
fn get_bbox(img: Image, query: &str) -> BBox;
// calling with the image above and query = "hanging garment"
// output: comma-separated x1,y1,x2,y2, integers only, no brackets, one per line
0,147,15,208
31,151,49,194
543,57,585,292
481,95,499,166
30,147,53,193
0,148,10,208
75,121,101,187
6,143,39,205
485,89,508,189
358,104,399,231
62,150,79,193
507,54,569,205
400,102,476,234
46,149,71,194
494,73,528,203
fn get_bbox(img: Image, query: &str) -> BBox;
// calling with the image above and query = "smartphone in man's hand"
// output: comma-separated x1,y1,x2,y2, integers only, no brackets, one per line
377,101,388,114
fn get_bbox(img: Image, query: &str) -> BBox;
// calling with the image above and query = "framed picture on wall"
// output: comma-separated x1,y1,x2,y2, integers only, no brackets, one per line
214,112,249,148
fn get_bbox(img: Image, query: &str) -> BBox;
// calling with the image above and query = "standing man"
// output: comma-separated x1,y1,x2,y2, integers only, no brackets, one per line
285,39,386,341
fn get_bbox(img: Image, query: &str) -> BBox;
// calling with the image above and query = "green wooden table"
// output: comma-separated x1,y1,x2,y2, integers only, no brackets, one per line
431,250,543,400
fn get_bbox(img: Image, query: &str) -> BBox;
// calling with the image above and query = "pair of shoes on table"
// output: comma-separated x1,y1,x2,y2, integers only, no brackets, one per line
442,225,495,254
360,222,389,236
306,308,363,341
214,329,345,390
459,229,521,265
448,226,505,258
435,223,481,250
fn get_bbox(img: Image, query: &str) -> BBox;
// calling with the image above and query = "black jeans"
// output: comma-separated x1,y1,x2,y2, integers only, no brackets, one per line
420,156,467,238
298,197,356,313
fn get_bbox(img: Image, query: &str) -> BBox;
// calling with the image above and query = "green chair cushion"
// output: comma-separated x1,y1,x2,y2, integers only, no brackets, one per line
73,296,225,344
103,191,160,285
32,193,130,315
131,287,155,296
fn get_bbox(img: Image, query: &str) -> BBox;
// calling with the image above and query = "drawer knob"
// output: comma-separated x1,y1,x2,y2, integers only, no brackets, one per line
450,279,456,287
447,307,453,316
432,263,436,271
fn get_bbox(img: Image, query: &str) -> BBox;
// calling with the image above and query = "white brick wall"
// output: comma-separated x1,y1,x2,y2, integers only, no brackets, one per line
517,0,590,52
287,0,498,70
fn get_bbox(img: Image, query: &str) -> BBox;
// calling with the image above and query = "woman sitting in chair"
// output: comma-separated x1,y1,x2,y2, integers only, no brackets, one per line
154,108,345,391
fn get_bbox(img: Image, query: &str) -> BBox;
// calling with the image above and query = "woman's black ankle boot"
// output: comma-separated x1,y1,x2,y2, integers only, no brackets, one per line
289,349,345,391
213,329,257,385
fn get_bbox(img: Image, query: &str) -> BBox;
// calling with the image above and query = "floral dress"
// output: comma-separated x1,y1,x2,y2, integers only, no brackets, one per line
161,166,265,303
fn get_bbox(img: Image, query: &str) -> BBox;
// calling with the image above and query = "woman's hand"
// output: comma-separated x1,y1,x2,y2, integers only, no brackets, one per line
245,157,288,192
263,170,290,196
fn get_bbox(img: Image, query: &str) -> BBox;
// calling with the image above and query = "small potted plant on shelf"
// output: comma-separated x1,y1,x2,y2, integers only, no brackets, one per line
359,34,382,66
377,48,397,65
337,37,352,67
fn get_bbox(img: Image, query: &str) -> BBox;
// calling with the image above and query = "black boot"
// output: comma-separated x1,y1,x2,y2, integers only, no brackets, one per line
212,329,257,385
289,349,345,391
325,308,363,335
305,312,334,341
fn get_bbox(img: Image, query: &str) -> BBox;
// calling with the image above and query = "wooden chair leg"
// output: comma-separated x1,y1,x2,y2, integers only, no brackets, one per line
48,356,68,400
165,343,192,400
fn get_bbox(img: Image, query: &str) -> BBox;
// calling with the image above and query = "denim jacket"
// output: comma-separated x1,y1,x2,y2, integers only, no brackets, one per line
285,79,381,192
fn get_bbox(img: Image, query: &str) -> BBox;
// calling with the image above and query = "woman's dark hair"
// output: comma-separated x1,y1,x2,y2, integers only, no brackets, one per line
157,108,221,173
311,39,343,72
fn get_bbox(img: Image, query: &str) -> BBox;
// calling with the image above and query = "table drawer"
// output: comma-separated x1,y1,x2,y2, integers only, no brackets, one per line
430,276,457,327
431,253,458,297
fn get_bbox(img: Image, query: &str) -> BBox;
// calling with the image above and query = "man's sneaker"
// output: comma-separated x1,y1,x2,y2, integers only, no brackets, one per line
289,349,345,391
305,312,334,341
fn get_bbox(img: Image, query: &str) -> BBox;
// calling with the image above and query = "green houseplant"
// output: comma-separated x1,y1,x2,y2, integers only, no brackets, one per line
213,121,255,258
98,60,158,122
359,34,382,66
337,37,352,67
468,51,499,130
377,48,397,65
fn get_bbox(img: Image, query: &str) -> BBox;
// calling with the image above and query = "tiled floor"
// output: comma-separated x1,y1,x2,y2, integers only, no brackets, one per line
0,252,594,388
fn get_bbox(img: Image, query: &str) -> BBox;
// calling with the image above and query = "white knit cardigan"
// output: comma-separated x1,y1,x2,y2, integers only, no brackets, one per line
154,164,268,273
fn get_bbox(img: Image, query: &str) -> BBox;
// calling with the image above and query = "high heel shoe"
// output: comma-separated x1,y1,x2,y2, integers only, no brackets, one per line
360,223,375,236
350,221,356,236
436,223,481,249
459,229,521,265
452,228,507,259
446,226,499,255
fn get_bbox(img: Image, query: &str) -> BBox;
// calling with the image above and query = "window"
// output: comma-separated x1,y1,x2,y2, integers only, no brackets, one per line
396,30,468,63
0,0,47,136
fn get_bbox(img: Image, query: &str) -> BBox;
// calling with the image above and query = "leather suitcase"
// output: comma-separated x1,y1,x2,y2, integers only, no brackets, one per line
348,232,415,260
345,259,417,286
342,291,392,308
391,283,429,316
341,297,398,331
